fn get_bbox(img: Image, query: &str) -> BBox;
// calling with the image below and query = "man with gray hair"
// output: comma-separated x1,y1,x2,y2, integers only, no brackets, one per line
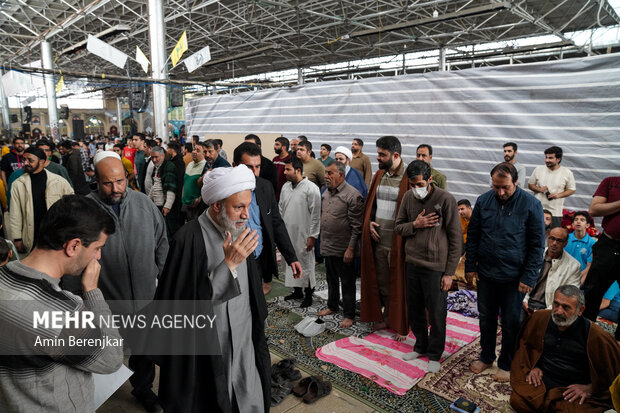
318,160,363,328
155,165,270,412
511,285,620,413
145,146,182,237
333,146,368,199
204,139,231,169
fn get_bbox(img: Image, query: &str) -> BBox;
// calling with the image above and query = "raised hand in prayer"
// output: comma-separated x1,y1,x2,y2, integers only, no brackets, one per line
413,209,438,229
563,383,592,404
525,367,543,387
222,228,258,272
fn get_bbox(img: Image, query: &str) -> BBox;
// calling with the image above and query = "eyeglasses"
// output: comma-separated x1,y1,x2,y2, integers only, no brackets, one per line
547,236,567,243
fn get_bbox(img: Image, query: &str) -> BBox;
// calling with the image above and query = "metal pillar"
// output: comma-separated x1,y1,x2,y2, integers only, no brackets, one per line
439,47,446,71
148,0,168,142
297,68,304,85
116,97,122,136
41,41,60,141
0,69,11,136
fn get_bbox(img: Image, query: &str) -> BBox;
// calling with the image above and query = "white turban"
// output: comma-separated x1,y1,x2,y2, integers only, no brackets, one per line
93,150,121,166
334,146,353,161
201,164,256,205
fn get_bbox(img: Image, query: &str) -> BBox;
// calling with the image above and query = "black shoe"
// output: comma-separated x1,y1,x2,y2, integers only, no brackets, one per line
300,288,314,308
284,287,303,301
131,389,162,413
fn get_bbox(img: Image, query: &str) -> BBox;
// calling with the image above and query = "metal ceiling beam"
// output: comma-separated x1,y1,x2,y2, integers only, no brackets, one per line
350,2,511,38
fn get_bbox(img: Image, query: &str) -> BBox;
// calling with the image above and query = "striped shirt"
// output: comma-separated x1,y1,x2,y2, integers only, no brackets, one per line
0,261,124,412
374,161,405,250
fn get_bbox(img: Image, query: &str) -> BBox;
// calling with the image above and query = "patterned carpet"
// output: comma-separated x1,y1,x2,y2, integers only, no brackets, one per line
265,303,452,413
418,332,514,413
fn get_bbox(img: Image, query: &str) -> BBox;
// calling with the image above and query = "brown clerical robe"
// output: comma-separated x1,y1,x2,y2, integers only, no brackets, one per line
510,310,620,413
360,169,409,335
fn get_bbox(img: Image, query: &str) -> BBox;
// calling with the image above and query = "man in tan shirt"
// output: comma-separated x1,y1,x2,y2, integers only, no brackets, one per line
296,141,325,188
350,138,372,187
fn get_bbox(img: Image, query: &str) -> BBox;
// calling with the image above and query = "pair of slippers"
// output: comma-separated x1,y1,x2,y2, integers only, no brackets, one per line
270,359,301,406
292,376,332,404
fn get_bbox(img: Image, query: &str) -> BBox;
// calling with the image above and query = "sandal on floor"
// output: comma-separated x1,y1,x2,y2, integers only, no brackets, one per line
292,376,314,397
270,381,294,406
272,367,301,384
272,358,296,371
302,376,332,404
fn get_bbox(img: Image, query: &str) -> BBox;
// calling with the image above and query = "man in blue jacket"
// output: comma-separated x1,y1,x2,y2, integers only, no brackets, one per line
466,162,545,383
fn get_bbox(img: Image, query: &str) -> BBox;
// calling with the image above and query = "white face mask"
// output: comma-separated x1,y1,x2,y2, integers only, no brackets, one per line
411,185,428,200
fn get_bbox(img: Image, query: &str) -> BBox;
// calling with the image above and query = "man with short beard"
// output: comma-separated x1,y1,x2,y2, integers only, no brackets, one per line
272,136,292,200
0,137,26,192
9,147,73,253
490,142,527,189
155,165,271,413
83,151,168,412
511,285,620,413
360,136,409,339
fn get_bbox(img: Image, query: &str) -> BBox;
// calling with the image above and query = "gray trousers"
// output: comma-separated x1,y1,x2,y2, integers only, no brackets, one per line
405,264,448,362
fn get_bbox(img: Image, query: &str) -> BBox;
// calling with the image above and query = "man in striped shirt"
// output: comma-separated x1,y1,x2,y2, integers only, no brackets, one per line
360,136,409,339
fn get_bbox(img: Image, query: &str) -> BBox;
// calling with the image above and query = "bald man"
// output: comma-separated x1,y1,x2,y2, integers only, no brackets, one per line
83,153,169,411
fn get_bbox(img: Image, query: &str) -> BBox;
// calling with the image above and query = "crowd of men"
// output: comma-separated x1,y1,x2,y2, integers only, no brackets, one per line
0,131,618,413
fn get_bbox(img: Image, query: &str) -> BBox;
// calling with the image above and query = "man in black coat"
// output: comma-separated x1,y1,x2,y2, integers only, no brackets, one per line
58,140,90,195
245,134,279,194
153,165,271,412
234,142,301,294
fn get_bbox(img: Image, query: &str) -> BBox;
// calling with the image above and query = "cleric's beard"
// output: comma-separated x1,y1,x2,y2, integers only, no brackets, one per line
218,207,248,238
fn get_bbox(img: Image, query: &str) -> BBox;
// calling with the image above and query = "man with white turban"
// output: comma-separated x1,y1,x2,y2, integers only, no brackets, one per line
333,146,368,200
154,164,271,413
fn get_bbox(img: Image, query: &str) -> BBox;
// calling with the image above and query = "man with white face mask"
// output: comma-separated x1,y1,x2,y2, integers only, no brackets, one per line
394,160,462,373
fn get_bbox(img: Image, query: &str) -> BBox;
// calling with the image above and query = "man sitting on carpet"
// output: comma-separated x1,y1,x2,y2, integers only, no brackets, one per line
522,227,581,313
510,285,620,413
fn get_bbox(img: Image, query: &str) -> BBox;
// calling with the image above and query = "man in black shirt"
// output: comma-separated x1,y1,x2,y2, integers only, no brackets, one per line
0,137,26,198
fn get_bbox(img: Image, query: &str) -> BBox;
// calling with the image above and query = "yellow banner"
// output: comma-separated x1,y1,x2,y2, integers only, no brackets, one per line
170,31,188,67
56,76,64,94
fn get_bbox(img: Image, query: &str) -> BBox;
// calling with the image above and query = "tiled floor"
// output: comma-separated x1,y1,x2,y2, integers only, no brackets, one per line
97,353,383,413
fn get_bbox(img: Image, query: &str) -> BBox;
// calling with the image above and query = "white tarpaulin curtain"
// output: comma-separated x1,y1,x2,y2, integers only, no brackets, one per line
186,53,620,212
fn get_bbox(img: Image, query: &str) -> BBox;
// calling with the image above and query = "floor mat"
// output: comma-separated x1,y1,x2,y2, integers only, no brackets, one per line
315,312,480,395
265,303,451,413
418,332,514,413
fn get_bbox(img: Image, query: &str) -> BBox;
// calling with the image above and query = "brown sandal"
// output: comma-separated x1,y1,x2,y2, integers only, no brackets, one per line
302,376,332,404
292,376,313,397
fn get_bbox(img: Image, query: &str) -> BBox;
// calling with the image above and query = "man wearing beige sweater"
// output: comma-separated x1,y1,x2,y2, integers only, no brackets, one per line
394,160,462,373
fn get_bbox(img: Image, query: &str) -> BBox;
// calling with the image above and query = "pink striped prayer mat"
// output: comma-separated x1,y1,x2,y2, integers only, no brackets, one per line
315,311,480,395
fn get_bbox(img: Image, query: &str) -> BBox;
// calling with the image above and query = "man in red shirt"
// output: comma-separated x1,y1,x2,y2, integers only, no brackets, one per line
582,176,620,341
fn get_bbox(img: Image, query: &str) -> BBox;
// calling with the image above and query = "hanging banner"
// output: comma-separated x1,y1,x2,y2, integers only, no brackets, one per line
136,46,150,74
170,30,188,67
184,45,211,73
56,76,65,94
87,34,128,69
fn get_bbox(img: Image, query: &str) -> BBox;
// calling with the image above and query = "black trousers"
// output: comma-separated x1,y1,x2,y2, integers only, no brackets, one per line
325,256,356,319
129,354,156,395
405,264,447,361
583,234,620,339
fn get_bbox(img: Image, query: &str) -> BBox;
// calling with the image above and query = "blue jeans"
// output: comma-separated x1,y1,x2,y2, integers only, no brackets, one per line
477,277,523,371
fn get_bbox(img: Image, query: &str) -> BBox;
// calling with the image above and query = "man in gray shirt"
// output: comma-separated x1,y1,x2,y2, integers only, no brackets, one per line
0,195,124,412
